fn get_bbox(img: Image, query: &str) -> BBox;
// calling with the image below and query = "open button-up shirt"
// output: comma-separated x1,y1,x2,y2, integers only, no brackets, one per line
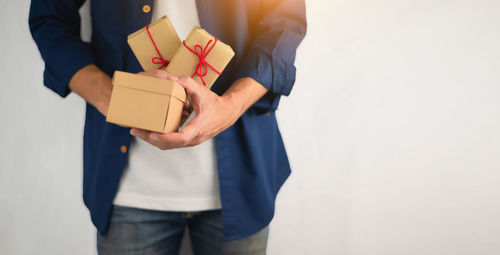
29,0,306,241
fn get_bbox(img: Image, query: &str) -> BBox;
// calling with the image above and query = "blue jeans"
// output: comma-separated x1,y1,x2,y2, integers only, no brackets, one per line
97,205,269,255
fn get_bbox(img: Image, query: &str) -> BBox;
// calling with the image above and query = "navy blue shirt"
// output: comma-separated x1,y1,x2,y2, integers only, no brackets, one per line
29,0,306,241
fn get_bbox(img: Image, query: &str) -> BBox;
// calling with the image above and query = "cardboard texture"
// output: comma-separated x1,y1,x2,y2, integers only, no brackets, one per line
128,15,181,72
165,26,235,90
106,71,186,133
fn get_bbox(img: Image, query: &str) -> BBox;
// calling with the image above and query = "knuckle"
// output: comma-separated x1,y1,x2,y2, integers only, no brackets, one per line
183,135,196,146
182,139,191,147
190,133,203,146
192,139,202,146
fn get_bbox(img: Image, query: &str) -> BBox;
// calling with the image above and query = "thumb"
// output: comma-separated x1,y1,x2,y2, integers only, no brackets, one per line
177,76,206,115
177,76,204,95
177,76,205,98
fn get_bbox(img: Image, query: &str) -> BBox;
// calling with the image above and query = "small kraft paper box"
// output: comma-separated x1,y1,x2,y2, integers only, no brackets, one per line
128,15,181,71
165,26,235,90
106,71,187,133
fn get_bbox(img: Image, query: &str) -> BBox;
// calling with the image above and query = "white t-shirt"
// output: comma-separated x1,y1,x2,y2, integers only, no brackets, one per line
112,0,221,211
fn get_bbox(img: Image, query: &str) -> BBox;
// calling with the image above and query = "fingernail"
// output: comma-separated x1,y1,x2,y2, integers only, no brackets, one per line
130,129,136,136
168,76,179,81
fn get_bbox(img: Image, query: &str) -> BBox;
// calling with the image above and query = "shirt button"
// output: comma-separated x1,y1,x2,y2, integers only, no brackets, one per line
120,145,128,154
142,4,151,13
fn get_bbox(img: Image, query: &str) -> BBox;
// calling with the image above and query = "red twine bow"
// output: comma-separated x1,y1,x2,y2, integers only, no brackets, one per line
182,38,221,86
146,24,169,69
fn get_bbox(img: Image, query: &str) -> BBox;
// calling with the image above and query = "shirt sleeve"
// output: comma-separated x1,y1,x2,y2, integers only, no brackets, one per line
29,0,95,98
234,0,307,112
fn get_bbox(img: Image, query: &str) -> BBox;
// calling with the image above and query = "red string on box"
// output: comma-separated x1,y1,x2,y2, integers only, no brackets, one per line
182,38,221,86
146,24,169,69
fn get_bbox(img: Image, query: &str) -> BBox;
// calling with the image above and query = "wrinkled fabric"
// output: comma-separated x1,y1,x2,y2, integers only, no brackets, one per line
29,0,306,241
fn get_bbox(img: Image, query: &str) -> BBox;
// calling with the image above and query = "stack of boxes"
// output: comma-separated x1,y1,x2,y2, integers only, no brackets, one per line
106,15,235,133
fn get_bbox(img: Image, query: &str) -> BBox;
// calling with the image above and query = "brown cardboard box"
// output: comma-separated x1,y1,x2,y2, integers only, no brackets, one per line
165,26,235,89
106,71,186,133
128,15,181,72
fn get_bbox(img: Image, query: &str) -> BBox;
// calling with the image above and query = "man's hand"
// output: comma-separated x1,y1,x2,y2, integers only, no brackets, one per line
130,70,268,150
69,64,112,116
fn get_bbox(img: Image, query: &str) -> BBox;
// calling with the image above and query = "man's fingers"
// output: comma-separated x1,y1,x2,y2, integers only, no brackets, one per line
131,128,173,150
137,71,153,77
183,97,192,111
177,76,210,116
130,76,209,149
130,128,149,140
139,70,179,81
150,116,202,148
131,120,203,149
152,70,179,81
177,76,202,97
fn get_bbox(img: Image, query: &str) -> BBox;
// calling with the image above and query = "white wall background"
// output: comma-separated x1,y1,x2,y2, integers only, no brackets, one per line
1,0,500,254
